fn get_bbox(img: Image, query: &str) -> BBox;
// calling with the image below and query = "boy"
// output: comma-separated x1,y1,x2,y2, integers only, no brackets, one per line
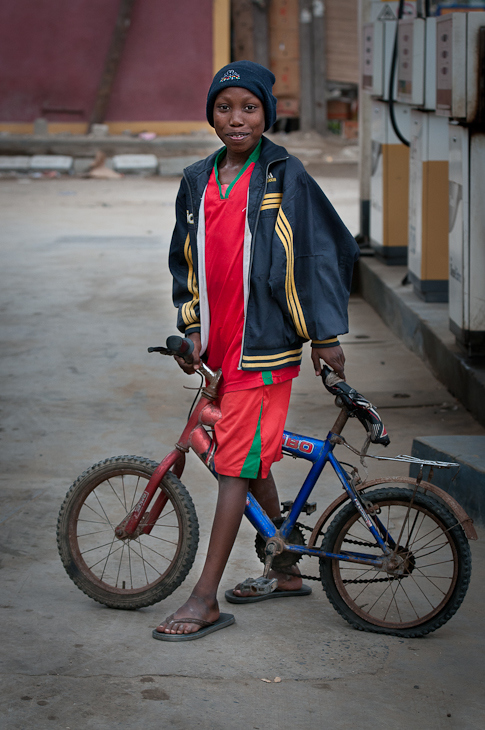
154,61,359,640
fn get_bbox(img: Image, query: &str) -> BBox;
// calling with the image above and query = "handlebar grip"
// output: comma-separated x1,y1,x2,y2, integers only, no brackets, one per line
166,336,194,361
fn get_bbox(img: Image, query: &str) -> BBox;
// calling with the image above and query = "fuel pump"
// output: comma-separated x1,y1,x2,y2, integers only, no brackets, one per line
397,14,450,301
436,11,485,353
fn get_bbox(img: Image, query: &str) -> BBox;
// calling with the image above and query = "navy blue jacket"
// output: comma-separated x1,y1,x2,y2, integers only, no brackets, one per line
169,136,359,371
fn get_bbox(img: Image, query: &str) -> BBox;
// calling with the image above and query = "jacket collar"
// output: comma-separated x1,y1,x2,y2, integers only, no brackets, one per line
182,136,289,217
183,136,289,182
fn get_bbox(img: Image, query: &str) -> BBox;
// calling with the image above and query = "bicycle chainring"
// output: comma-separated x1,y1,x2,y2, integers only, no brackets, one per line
255,518,306,571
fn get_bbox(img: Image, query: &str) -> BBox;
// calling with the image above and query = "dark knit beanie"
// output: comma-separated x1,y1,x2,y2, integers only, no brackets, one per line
206,60,277,132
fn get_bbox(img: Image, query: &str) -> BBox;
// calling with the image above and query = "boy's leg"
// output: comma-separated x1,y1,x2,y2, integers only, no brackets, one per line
230,470,303,596
156,474,248,635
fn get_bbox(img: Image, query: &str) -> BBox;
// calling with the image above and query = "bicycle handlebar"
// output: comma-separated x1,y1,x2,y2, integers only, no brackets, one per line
148,336,194,362
148,337,217,383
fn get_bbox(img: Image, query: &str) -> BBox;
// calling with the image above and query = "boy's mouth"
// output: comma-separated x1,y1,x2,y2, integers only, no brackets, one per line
227,133,250,140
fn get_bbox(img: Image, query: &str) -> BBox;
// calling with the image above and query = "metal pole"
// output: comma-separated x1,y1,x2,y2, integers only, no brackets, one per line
253,0,269,68
358,0,373,242
299,0,314,131
312,0,327,135
89,0,137,130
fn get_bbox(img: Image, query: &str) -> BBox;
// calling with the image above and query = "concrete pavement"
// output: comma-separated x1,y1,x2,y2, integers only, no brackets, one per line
0,172,484,729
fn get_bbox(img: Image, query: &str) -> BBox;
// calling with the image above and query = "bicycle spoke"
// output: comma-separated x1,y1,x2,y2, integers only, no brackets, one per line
396,579,420,620
411,541,451,560
81,539,122,556
142,534,179,547
416,559,454,569
78,518,113,525
128,475,142,512
79,500,110,524
128,534,133,589
412,567,448,596
137,539,150,585
77,528,114,538
405,523,450,551
383,579,403,622
105,478,127,510
407,571,436,608
137,538,177,563
156,507,176,521
404,509,425,551
364,578,394,613
115,542,126,587
123,543,165,577
100,534,118,581
93,491,115,530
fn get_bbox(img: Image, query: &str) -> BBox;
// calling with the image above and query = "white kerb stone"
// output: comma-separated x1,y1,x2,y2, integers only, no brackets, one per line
159,156,201,176
0,156,32,171
112,154,158,173
31,155,73,172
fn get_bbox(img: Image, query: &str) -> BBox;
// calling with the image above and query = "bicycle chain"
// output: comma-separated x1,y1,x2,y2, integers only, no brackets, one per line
284,523,387,584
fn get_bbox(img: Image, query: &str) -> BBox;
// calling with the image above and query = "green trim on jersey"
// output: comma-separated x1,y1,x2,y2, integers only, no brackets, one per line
214,138,262,200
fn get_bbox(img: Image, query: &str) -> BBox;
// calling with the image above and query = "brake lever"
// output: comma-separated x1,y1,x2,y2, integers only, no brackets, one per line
147,346,173,355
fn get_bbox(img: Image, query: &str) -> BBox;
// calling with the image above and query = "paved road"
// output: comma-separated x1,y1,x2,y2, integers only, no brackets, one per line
0,174,483,729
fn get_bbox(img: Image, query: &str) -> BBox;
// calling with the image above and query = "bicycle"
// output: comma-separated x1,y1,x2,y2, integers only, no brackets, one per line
57,336,477,638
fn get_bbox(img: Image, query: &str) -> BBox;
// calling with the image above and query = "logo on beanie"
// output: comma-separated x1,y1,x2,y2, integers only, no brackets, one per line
220,69,241,83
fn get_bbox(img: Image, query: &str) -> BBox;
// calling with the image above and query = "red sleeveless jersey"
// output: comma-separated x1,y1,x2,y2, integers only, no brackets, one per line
204,163,299,394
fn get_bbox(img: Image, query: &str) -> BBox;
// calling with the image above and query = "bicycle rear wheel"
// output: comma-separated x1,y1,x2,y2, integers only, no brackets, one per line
57,455,199,609
319,487,471,637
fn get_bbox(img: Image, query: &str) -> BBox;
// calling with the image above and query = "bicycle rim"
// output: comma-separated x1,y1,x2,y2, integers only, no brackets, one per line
320,488,471,634
68,463,185,595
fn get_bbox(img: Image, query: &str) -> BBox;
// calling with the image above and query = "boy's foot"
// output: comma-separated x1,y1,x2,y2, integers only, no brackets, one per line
232,567,302,598
155,595,219,636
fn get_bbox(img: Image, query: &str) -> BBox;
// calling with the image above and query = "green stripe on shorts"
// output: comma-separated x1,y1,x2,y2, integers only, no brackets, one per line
239,400,263,479
261,371,273,385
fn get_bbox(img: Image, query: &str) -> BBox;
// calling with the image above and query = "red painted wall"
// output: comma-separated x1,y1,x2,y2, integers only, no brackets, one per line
0,0,213,123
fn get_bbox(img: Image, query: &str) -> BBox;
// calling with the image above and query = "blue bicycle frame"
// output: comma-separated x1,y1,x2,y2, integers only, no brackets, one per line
243,428,393,569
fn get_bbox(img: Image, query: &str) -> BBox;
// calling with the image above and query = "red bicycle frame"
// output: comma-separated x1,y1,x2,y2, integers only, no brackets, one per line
114,364,222,540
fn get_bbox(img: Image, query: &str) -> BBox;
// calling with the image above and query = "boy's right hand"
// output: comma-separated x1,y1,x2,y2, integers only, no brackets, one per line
174,332,201,374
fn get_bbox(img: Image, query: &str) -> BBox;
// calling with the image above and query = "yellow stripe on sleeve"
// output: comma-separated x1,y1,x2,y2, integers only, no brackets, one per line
242,353,303,368
242,348,302,362
275,209,310,340
181,233,200,326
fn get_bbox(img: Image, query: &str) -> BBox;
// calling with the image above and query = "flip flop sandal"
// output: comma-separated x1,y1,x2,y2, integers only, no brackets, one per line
152,613,235,642
225,584,312,604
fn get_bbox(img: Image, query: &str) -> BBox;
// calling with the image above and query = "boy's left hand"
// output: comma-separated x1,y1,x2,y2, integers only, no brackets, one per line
311,345,346,380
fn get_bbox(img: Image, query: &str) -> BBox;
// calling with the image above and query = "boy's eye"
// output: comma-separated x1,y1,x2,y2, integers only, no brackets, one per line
245,105,257,111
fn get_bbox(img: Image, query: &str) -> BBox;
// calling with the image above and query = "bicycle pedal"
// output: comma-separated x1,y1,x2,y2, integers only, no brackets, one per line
303,502,317,515
238,576,278,596
281,500,316,515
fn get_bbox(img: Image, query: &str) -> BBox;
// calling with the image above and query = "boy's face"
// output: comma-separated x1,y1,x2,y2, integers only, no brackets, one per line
213,87,265,156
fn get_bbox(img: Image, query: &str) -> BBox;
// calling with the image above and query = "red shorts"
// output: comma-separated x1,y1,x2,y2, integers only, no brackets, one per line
213,380,292,479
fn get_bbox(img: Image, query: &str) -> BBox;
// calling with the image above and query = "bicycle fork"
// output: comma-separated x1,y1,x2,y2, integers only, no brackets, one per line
114,395,221,540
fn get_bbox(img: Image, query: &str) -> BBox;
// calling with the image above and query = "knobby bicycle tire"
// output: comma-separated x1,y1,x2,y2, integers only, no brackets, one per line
319,487,471,637
57,455,199,609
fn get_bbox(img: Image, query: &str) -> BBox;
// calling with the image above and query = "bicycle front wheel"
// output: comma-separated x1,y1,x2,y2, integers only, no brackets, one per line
319,487,471,637
57,456,199,609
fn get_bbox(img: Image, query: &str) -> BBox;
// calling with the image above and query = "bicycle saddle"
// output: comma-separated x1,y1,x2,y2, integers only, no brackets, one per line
322,367,390,446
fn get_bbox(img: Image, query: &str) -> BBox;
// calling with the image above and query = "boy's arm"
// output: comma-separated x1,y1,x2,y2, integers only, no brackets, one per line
311,345,346,379
168,179,201,336
270,166,359,375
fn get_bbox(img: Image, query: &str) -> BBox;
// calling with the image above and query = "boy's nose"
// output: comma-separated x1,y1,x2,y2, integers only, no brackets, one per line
229,110,244,126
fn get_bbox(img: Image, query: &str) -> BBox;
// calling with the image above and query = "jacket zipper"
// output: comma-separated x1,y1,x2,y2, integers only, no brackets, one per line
238,155,289,369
